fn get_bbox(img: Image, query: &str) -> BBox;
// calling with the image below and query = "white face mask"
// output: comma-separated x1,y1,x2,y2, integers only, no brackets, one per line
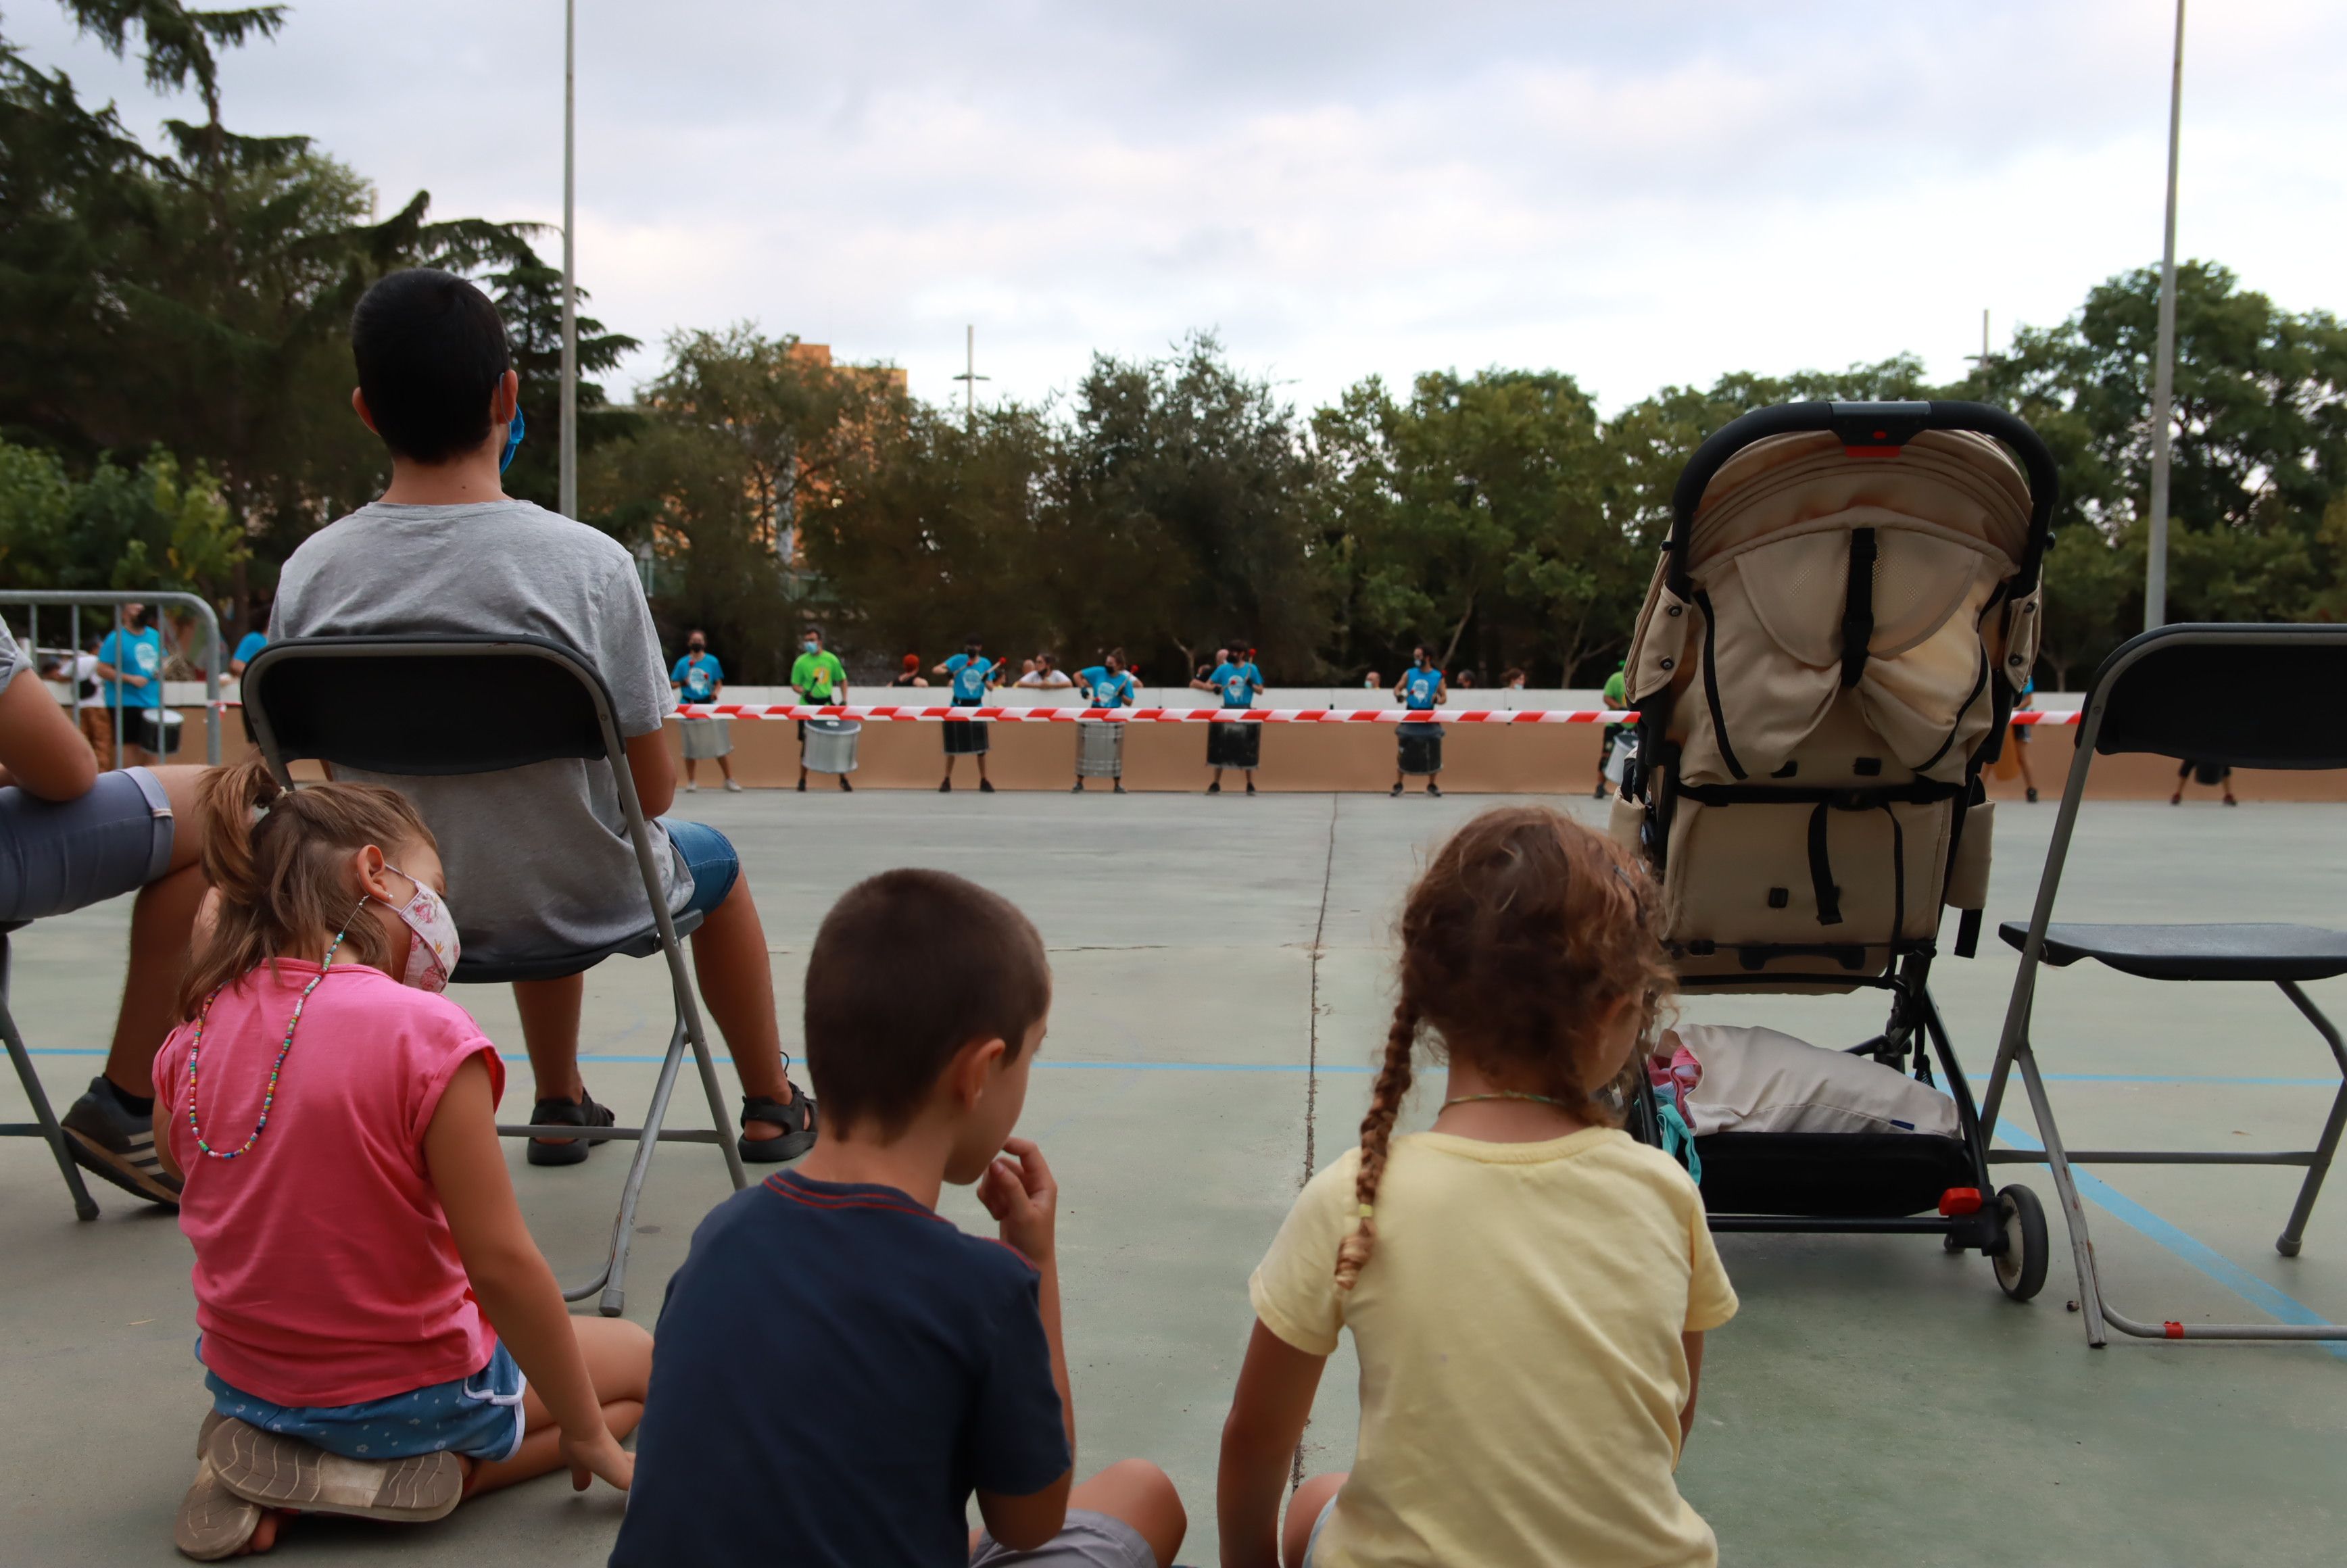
381,866,461,992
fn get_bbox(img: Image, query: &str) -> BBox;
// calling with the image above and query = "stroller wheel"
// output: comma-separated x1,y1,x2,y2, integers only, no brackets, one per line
1991,1183,2050,1302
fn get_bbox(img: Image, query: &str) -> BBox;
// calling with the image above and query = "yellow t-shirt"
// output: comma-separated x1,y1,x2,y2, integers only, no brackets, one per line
1249,1127,1738,1568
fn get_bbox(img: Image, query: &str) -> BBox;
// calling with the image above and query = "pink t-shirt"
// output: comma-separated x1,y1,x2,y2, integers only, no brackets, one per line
155,958,504,1408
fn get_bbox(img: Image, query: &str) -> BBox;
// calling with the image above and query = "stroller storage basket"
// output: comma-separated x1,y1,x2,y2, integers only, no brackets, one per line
1618,401,2060,1302
1693,1131,1975,1221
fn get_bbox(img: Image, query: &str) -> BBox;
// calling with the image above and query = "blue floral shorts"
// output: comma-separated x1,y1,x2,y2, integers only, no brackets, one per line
201,1340,528,1463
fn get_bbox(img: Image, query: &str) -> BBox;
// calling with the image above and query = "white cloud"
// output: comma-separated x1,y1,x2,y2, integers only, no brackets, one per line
11,0,2344,414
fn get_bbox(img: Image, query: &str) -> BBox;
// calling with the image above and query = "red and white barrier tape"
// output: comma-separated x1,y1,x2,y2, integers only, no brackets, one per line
673,704,2086,726
200,697,2083,726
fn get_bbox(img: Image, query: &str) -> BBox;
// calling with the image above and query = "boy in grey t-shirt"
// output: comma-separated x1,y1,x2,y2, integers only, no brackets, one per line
273,268,813,1164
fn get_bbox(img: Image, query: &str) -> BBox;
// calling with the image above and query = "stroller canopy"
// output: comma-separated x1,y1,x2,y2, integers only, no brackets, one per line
1632,420,2043,789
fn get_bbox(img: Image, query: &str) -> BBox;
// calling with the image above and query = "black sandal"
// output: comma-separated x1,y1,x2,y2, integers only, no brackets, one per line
526,1089,616,1167
740,1085,819,1163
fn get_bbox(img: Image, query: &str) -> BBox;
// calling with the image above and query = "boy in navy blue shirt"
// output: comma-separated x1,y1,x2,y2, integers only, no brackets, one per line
612,869,1186,1568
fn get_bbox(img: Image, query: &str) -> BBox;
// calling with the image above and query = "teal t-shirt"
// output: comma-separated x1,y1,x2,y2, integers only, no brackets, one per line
98,627,165,708
1080,666,1136,708
1210,660,1263,708
1400,666,1443,712
674,653,726,702
944,654,995,705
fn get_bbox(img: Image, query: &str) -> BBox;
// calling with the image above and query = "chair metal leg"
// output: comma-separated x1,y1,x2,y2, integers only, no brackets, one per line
548,938,747,1317
2009,1037,2110,1346
0,991,102,1223
2275,981,2347,1259
2002,1011,2347,1344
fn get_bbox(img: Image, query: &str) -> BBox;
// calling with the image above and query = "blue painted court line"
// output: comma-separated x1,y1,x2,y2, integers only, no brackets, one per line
1993,1118,2344,1361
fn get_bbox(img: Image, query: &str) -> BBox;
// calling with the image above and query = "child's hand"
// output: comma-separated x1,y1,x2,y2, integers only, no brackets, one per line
977,1136,1058,1265
562,1423,635,1493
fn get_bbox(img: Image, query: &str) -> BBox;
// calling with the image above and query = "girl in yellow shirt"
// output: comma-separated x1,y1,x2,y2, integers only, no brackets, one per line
1219,806,1737,1568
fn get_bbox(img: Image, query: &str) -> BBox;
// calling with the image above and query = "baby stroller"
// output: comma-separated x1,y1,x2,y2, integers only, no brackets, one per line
1614,401,2058,1300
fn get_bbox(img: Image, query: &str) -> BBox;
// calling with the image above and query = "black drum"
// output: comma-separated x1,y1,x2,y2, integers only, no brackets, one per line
943,707,990,756
1206,719,1261,770
1397,721,1443,775
128,707,185,756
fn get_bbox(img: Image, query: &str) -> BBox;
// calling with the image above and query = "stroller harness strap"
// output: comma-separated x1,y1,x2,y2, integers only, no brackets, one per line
1840,528,1877,689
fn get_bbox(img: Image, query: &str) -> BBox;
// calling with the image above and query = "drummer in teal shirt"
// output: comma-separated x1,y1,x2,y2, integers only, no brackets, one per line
1194,649,1265,795
933,637,1000,791
1391,644,1447,797
94,604,168,766
1073,650,1138,794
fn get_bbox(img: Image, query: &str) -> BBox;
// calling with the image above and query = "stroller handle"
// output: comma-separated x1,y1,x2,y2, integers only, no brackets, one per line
1666,400,2060,599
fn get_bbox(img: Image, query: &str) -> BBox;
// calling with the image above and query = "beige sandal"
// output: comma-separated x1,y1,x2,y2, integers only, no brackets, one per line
206,1416,464,1523
175,1414,262,1561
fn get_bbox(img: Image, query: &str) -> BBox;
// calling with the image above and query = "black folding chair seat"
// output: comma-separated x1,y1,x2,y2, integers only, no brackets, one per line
1998,921,2347,983
453,909,704,985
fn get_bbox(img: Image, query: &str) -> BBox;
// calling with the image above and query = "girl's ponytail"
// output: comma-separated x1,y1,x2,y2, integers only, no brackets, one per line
195,756,284,911
1334,998,1418,1292
176,764,437,1019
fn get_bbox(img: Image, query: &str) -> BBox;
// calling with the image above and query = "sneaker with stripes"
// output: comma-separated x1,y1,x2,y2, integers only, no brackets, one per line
61,1077,182,1206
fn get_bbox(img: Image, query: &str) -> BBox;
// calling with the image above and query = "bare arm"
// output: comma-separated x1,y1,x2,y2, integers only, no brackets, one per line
624,729,676,818
0,668,99,800
1219,1319,1330,1568
973,1139,1075,1550
425,1057,632,1492
1680,1330,1705,1449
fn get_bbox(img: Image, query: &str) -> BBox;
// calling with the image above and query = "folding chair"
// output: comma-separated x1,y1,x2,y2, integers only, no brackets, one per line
243,635,748,1316
1,922,103,1221
1981,623,2347,1345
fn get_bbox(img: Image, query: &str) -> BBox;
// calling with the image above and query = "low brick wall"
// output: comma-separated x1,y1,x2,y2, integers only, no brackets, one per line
154,701,2347,801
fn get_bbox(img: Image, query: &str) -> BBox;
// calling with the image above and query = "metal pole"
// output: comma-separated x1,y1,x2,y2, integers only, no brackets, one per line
2144,0,2185,633
558,0,579,518
950,324,989,431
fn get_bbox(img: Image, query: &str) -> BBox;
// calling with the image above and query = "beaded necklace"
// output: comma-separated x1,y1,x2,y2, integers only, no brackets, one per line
185,918,356,1162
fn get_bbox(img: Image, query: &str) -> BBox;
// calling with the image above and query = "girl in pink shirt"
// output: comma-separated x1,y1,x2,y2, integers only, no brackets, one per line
155,759,649,1559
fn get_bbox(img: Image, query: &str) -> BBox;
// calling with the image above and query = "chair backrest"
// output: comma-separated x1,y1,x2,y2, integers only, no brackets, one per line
244,637,617,777
2089,624,2347,770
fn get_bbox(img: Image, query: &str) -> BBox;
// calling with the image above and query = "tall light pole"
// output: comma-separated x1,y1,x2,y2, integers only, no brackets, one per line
951,324,989,430
2144,0,2186,633
558,0,579,518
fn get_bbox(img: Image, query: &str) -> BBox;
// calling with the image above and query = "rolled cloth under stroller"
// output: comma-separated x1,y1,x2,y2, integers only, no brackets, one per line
1614,400,2058,1301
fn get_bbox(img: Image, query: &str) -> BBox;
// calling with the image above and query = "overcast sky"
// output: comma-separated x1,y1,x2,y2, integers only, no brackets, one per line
13,1,2344,414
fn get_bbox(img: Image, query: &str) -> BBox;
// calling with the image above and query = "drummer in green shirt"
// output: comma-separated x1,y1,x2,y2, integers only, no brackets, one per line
790,627,852,793
1595,659,1628,799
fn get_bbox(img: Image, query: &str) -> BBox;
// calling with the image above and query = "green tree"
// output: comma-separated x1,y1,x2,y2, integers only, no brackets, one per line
1063,335,1328,677
812,400,1076,672
1318,368,1626,684
1962,262,2347,677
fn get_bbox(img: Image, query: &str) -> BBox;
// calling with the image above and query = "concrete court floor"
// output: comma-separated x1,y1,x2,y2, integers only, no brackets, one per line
2,790,2342,1567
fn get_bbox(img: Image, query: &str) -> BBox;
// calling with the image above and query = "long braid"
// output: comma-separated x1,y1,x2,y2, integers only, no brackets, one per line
1334,998,1418,1291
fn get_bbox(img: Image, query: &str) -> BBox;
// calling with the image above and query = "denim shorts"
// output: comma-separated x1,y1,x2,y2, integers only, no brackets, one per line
661,817,740,918
968,1509,1155,1568
202,1341,528,1464
0,766,174,924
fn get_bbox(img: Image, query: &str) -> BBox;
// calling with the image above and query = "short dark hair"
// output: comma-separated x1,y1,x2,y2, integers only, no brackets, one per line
803,869,1050,1139
350,268,511,464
